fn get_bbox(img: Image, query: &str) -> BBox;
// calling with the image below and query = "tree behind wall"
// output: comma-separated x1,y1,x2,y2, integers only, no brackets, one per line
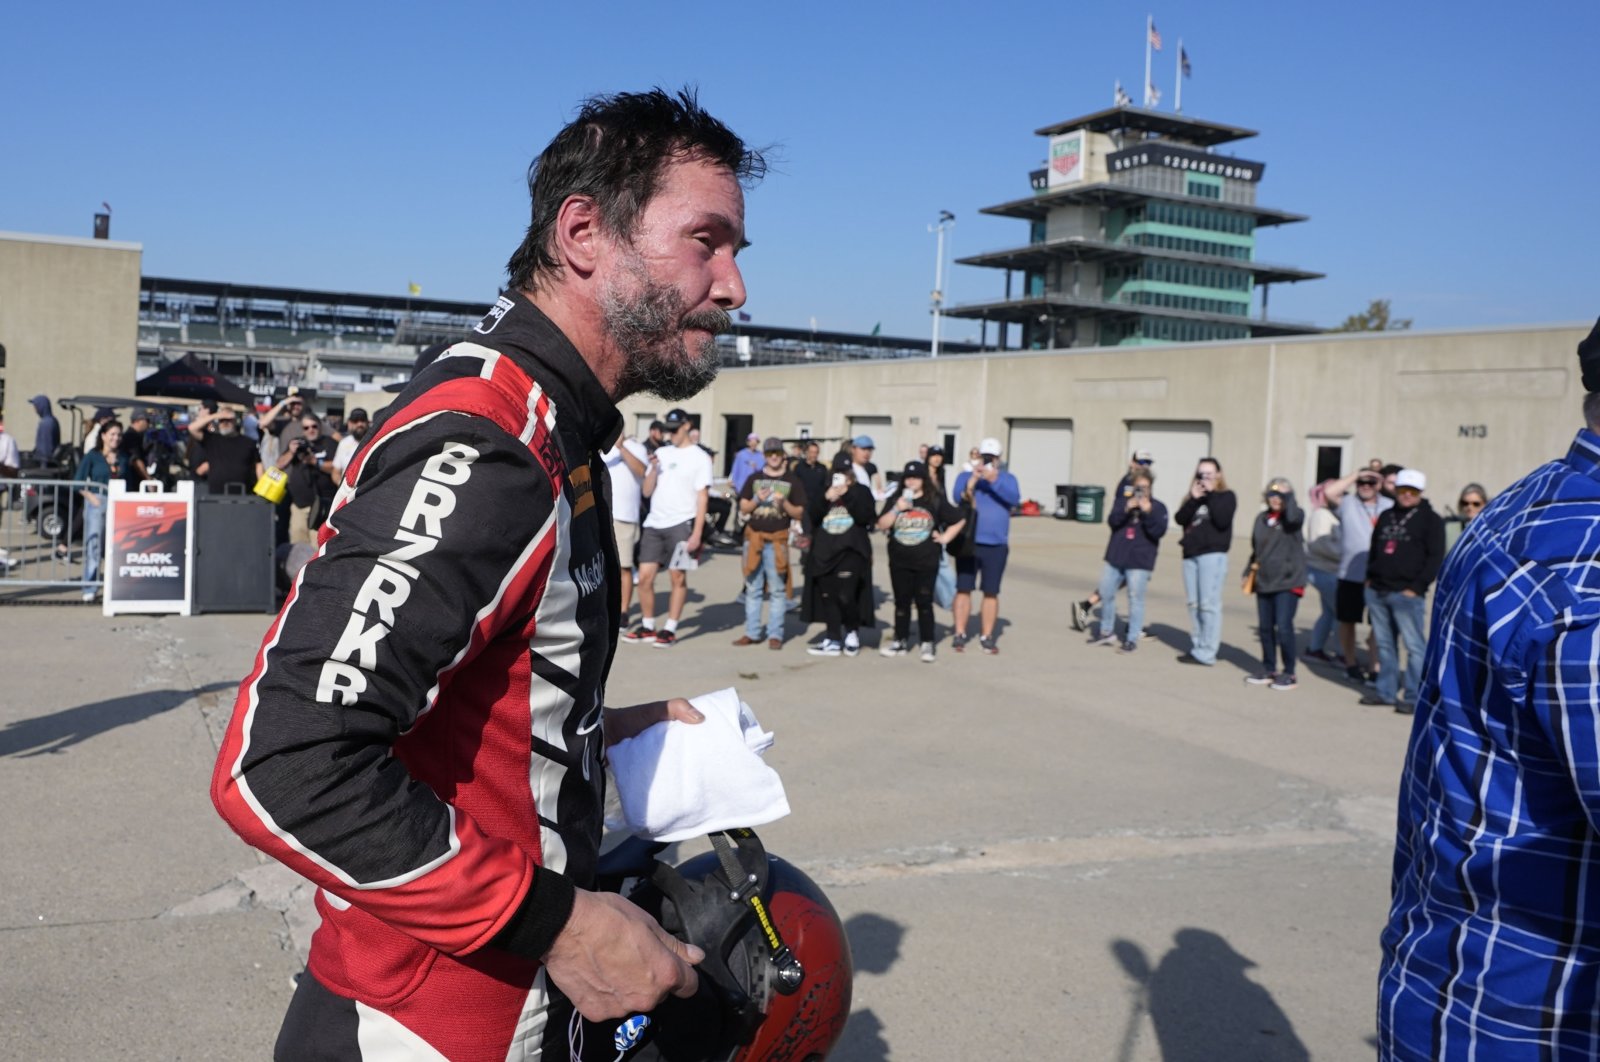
1331,299,1413,332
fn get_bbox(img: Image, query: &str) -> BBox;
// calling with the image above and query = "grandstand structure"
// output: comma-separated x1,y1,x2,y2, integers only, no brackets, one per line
137,276,979,402
948,105,1323,349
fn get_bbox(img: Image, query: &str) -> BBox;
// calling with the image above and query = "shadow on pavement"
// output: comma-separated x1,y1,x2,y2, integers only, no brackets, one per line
1110,929,1309,1062
0,680,237,758
1142,622,1263,675
834,912,905,1061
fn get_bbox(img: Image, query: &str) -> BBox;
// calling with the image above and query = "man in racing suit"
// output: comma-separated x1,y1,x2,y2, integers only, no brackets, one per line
211,88,762,1060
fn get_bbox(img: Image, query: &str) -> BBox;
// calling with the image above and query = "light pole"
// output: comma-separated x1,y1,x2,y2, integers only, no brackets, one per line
929,210,955,358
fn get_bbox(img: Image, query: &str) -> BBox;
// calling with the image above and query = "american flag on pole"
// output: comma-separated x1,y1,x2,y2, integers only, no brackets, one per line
1181,46,1191,77
1147,80,1161,105
1149,20,1162,50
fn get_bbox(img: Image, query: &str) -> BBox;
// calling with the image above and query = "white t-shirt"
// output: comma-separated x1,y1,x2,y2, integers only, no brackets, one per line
644,443,712,529
604,437,649,524
332,434,360,477
0,428,19,472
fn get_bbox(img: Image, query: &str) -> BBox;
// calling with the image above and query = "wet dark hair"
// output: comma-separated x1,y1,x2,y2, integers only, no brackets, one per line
1380,463,1404,478
506,87,767,293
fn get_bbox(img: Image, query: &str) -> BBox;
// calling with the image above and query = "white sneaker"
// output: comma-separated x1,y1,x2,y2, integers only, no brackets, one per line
807,640,842,657
919,643,936,663
843,633,860,657
880,640,909,658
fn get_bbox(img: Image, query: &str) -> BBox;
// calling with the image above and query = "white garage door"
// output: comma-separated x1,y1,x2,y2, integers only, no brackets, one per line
1005,419,1075,506
848,415,896,469
1126,420,1213,518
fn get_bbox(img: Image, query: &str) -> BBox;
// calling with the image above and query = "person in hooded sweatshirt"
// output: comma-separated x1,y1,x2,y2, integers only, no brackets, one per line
29,395,59,468
1361,468,1446,710
802,451,877,657
1243,478,1307,691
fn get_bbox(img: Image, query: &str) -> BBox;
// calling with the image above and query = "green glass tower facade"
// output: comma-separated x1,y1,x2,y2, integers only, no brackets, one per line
949,106,1321,348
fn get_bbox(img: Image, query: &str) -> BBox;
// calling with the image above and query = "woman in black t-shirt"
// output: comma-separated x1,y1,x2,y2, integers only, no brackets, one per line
875,460,966,661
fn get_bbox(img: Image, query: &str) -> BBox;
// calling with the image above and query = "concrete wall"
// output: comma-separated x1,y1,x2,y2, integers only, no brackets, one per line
0,232,142,456
619,322,1587,529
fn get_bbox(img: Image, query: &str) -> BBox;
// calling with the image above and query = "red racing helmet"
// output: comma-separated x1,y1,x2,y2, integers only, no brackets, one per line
627,829,854,1061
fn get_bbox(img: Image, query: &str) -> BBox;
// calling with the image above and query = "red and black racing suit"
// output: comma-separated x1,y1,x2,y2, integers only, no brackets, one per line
212,293,623,1060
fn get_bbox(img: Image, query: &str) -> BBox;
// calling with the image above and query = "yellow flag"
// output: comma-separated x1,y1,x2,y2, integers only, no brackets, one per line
408,281,421,296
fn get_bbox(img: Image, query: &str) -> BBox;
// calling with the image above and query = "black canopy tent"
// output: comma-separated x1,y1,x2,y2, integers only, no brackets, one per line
136,354,256,406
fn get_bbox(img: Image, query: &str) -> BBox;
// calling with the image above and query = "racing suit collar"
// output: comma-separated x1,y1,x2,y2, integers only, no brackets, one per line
494,292,624,453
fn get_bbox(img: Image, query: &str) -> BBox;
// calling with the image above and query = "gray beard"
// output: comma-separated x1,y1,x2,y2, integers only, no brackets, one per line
603,259,729,401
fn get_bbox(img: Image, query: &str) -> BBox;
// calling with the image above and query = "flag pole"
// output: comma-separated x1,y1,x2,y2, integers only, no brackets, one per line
1175,38,1182,112
1143,15,1152,107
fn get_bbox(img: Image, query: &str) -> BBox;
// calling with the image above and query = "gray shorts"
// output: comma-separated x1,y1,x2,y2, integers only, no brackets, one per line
639,520,694,567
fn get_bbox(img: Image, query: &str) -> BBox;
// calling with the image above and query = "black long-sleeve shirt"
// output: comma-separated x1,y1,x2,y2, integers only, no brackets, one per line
1367,499,1447,595
1174,489,1237,558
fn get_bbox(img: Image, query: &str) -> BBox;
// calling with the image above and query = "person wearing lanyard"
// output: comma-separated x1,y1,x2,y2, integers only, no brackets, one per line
1361,469,1445,710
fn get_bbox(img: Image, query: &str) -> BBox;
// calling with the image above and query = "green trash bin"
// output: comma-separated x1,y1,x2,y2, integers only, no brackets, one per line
1074,485,1105,523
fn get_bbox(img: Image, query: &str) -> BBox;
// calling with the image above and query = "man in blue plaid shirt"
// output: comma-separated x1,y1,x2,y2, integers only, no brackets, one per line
1380,319,1600,1060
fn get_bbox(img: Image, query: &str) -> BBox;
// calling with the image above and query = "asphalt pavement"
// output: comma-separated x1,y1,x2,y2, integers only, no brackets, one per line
0,516,1405,1060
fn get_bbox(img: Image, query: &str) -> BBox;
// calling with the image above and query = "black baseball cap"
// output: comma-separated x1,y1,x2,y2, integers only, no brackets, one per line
662,408,691,429
347,407,369,421
902,460,928,480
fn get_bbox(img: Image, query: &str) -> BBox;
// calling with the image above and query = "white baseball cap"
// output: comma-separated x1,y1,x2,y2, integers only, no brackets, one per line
979,437,1003,458
1395,469,1427,492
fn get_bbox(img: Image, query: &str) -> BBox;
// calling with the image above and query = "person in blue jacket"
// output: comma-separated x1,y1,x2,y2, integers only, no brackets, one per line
951,436,1021,654
1087,467,1168,653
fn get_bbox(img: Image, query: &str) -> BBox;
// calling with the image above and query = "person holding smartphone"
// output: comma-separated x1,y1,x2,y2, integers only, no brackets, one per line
1087,467,1167,653
1174,457,1237,666
951,437,1021,654
877,459,966,661
802,452,876,656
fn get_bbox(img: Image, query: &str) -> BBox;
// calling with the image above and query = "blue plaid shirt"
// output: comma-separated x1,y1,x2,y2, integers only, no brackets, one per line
1380,429,1600,1060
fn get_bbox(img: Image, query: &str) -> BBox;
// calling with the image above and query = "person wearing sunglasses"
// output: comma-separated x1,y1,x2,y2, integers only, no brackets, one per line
1361,469,1445,710
1444,482,1491,553
1324,467,1395,684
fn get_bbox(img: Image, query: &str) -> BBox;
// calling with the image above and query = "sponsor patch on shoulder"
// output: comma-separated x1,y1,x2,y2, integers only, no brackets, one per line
474,295,514,335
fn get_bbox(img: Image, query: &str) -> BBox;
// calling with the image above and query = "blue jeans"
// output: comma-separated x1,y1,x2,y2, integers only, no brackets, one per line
1181,552,1229,664
1096,563,1151,644
1256,590,1299,674
1366,588,1427,703
83,496,107,586
743,542,785,641
1306,567,1338,653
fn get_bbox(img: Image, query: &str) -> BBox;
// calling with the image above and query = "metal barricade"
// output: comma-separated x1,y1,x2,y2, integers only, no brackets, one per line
0,477,103,593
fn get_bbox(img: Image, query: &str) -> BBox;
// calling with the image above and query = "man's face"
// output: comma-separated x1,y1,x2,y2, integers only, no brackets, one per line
215,415,238,436
1396,486,1423,509
1355,474,1381,501
763,448,786,472
746,436,760,451
350,417,370,441
851,445,872,465
301,419,321,443
287,400,303,418
601,157,747,402
1382,472,1398,498
805,444,819,464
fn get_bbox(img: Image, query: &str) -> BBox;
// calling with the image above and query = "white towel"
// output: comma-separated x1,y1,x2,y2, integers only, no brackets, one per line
606,687,789,842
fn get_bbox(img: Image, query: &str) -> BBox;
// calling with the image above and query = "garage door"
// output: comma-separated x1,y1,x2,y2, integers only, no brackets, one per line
1005,419,1075,506
1126,420,1213,518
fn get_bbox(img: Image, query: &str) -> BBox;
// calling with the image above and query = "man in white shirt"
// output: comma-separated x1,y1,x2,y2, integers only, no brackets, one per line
850,435,886,501
330,407,370,478
604,433,649,630
624,407,710,647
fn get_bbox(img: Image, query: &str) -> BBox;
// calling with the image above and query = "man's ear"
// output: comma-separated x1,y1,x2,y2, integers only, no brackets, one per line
553,194,603,277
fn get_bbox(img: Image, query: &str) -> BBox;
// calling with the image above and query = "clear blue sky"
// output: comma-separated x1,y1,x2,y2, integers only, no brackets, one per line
6,1,1596,341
